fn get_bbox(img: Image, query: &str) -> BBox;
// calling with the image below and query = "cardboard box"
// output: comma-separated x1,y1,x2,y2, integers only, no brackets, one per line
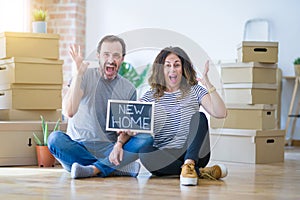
0,57,63,85
0,109,62,121
0,84,62,110
0,32,59,59
237,41,278,63
221,62,277,84
223,83,278,104
210,104,276,130
0,121,67,166
210,128,285,164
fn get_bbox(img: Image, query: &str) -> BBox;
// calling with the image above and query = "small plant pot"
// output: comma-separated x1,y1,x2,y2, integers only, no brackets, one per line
36,146,56,167
32,21,47,33
294,64,300,76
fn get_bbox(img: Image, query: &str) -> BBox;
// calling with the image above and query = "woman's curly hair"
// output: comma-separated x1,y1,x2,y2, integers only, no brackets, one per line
148,46,198,99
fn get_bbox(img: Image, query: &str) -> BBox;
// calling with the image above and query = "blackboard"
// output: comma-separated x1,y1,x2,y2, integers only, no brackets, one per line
106,100,154,134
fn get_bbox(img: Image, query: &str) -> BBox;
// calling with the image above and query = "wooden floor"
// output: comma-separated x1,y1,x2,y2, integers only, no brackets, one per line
0,146,300,200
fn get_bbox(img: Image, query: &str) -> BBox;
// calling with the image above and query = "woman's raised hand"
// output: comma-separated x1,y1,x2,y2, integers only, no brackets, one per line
196,60,210,86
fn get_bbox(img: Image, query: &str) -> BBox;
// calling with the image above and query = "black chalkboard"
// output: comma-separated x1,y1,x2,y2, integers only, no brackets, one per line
106,100,154,134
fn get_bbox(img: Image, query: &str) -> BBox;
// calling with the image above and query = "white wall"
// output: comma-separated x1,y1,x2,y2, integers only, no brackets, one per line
86,0,300,139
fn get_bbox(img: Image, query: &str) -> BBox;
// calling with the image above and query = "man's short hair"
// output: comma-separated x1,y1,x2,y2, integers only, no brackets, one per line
97,35,126,57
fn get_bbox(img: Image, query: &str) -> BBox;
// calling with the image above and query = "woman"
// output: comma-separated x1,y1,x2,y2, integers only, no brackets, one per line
139,47,228,186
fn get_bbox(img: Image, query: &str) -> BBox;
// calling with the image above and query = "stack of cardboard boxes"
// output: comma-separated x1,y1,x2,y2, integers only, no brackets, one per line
210,41,285,164
0,32,66,165
0,32,63,121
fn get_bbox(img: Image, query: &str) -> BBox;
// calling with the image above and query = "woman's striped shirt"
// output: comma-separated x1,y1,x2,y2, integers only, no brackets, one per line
141,85,208,149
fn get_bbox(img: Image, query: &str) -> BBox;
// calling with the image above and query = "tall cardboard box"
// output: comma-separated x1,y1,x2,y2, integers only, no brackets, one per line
210,128,285,164
210,104,276,130
221,62,277,84
0,32,59,59
223,83,278,104
0,84,62,110
0,57,63,85
237,41,278,63
0,121,67,166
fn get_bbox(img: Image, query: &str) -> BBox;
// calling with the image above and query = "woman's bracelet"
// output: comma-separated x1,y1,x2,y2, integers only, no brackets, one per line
208,86,216,94
117,140,125,145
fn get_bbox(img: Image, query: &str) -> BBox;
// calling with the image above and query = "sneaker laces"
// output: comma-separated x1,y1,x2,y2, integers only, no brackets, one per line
199,172,218,180
199,165,223,180
182,163,195,175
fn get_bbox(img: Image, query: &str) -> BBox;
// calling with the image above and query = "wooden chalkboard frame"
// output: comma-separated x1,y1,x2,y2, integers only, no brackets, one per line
106,99,154,134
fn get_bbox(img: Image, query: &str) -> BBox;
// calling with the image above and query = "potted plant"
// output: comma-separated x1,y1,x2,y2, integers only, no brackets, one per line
33,116,60,167
293,57,300,76
32,8,48,33
119,62,151,88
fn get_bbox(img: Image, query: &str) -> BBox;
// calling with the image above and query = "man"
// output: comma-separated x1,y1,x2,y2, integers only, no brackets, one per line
48,35,153,179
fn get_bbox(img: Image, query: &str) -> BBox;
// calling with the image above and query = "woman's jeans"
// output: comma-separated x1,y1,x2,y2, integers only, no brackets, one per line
139,112,210,176
48,131,153,177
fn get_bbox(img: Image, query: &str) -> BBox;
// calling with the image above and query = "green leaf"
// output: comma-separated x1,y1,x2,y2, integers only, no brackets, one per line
40,115,45,134
33,132,42,146
53,119,60,132
33,9,47,21
44,122,48,145
119,62,150,88
294,57,300,65
34,115,61,146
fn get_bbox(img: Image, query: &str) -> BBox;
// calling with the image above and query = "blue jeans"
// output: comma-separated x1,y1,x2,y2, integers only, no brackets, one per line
48,131,153,177
139,112,210,176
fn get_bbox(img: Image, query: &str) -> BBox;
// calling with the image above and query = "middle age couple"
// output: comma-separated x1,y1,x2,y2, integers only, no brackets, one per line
48,34,228,186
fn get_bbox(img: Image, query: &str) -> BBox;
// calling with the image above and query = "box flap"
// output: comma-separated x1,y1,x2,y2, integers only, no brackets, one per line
0,84,62,90
223,83,278,89
225,103,276,110
0,121,67,131
237,41,279,48
210,128,285,137
0,57,64,65
221,62,277,69
0,32,60,40
11,84,62,90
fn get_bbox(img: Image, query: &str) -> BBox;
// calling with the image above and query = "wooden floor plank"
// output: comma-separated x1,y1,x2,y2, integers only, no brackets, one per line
0,146,299,200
